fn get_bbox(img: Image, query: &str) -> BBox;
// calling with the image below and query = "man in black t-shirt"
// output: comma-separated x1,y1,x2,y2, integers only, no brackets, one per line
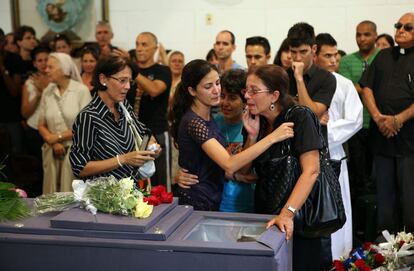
128,32,172,189
360,12,414,233
286,22,336,141
286,22,336,269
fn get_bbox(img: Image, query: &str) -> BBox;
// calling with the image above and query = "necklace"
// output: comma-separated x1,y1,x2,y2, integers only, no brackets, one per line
224,122,243,155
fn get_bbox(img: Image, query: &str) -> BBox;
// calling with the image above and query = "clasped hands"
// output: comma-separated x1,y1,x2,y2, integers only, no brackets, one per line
374,114,403,138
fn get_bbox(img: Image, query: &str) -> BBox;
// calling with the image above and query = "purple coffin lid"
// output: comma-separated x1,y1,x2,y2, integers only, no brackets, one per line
50,198,178,233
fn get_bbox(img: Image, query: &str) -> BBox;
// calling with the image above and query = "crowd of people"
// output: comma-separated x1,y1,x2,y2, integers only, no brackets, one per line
1,11,413,270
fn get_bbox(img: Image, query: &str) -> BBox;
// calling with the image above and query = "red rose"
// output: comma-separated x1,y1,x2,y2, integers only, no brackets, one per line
361,265,371,271
333,260,344,270
362,242,372,251
160,191,173,203
151,185,166,197
355,259,366,268
374,253,385,265
144,195,161,206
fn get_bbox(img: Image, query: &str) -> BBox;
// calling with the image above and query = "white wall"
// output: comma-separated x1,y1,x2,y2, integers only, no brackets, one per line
1,0,413,66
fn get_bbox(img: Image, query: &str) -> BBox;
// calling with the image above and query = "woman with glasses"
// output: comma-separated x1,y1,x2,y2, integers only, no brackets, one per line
38,52,91,194
243,64,323,270
70,55,160,182
169,59,294,211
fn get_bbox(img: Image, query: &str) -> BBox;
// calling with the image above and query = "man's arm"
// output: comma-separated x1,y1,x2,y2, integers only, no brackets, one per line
395,103,414,129
295,77,328,117
292,62,330,117
135,74,168,98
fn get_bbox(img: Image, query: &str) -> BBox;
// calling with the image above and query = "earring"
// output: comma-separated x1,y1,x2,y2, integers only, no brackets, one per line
103,83,106,86
269,102,275,111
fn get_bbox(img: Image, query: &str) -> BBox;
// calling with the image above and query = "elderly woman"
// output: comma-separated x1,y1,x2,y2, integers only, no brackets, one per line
38,52,92,194
70,56,160,182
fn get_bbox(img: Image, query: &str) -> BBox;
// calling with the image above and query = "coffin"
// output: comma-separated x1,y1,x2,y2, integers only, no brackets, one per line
0,198,292,271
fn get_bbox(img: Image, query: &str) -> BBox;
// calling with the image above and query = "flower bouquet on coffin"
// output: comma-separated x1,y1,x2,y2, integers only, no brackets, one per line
376,230,414,270
34,176,173,219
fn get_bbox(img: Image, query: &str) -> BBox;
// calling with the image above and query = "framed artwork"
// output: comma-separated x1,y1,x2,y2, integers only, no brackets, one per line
10,0,109,42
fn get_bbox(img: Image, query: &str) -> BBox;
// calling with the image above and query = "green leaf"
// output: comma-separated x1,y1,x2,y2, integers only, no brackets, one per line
0,182,16,190
0,197,30,222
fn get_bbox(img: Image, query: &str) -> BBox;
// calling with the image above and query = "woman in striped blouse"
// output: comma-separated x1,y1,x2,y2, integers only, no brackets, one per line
70,56,160,181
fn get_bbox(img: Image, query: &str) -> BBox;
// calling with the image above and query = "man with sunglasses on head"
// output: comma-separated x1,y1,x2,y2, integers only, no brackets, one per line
245,36,271,69
359,13,414,234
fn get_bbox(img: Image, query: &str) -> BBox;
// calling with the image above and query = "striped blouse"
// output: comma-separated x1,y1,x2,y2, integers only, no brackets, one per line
70,94,151,181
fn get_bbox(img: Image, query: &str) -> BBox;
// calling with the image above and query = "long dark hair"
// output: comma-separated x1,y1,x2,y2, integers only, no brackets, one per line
273,38,290,66
168,59,218,146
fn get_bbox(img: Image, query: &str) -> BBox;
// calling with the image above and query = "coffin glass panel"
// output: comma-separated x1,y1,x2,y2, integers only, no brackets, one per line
184,218,266,242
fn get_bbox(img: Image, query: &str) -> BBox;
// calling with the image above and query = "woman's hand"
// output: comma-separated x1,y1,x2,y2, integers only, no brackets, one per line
173,168,198,189
121,150,155,167
269,122,294,143
52,142,66,157
242,108,260,140
266,208,295,240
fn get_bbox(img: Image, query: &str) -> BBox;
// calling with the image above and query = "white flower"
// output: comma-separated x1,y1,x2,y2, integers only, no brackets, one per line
119,177,134,197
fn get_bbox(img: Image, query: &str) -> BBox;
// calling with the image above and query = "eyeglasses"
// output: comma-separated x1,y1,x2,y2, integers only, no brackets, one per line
242,88,270,96
394,22,414,32
110,76,135,86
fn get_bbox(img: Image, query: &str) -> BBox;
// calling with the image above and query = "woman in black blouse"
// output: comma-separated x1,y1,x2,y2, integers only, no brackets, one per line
243,64,322,271
70,56,160,181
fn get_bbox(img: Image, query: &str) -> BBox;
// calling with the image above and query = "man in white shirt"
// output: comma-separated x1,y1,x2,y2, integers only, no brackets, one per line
314,33,363,260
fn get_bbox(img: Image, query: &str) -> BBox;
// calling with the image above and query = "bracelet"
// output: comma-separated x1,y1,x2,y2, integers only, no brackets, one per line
393,115,403,129
116,155,123,167
57,133,63,142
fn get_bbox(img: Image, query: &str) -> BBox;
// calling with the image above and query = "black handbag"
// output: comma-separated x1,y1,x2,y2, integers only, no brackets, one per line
256,105,346,238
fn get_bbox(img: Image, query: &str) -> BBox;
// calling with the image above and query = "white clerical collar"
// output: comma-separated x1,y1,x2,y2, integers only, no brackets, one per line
400,48,405,55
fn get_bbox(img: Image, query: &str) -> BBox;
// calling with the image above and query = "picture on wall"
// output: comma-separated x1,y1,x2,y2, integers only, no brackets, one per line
11,0,109,43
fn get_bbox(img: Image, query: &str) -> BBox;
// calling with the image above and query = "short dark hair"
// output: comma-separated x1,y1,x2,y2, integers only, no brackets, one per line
53,33,71,46
315,33,337,55
245,36,271,55
30,46,50,60
80,47,99,61
287,22,315,47
93,55,135,91
206,48,217,62
338,50,346,57
376,33,394,47
14,25,36,42
219,30,235,45
221,69,246,102
358,20,377,32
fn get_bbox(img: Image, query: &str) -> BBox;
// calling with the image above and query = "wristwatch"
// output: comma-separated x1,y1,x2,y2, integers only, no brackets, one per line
285,205,297,214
